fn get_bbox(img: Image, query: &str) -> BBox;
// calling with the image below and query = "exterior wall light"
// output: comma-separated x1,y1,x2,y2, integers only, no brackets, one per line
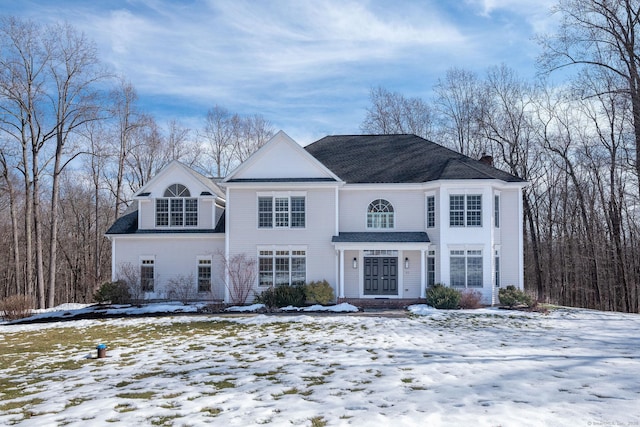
353,257,358,269
405,257,409,269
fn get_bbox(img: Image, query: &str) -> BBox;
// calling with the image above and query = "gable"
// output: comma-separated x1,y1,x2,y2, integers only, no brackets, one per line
224,131,339,182
305,134,525,184
134,161,223,199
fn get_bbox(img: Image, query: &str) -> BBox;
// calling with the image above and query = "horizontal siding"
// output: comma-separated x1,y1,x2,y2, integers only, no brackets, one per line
339,190,425,232
500,189,522,288
113,236,225,299
228,187,338,298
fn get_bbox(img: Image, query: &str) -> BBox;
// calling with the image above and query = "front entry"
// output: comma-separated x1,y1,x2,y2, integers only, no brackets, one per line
364,257,398,296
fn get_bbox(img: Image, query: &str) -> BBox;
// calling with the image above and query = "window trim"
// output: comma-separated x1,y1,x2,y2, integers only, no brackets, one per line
257,192,306,229
494,193,500,228
156,184,198,228
197,256,212,293
367,199,395,229
426,194,436,228
257,246,307,287
449,194,482,227
140,256,155,293
449,249,483,288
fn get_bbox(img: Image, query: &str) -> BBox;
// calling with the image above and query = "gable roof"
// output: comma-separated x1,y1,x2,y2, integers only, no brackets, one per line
304,134,524,184
224,130,341,183
134,160,224,198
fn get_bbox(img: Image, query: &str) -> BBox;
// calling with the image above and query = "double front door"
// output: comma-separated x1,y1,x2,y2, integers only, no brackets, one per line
364,257,398,296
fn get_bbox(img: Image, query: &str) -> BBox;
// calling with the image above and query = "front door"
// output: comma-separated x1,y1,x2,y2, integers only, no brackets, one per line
364,257,398,296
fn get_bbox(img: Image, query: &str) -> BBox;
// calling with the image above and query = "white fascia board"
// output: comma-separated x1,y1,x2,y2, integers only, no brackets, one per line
221,181,344,190
332,242,430,251
109,233,225,240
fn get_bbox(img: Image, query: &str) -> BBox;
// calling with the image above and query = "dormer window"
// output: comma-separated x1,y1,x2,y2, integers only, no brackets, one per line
156,184,198,227
367,199,394,229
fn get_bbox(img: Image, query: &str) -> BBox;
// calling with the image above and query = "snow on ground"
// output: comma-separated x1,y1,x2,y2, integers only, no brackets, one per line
1,306,640,426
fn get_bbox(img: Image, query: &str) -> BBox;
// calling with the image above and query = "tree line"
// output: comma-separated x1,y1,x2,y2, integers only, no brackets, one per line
361,0,640,313
0,17,273,308
2,0,640,313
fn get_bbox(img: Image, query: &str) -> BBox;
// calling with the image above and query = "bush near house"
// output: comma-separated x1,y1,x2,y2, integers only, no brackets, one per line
459,289,483,309
93,281,131,304
304,280,335,305
254,285,306,309
0,294,34,321
498,285,533,308
426,284,461,309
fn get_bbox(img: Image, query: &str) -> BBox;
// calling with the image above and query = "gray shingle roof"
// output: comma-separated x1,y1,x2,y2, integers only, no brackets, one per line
105,206,225,235
305,134,524,183
332,232,430,243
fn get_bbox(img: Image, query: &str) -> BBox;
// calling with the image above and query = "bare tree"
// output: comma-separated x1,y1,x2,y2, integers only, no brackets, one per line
218,252,257,305
434,67,484,155
361,86,434,139
539,0,640,194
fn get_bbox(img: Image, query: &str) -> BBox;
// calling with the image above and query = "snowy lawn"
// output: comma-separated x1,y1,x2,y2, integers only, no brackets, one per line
1,307,639,426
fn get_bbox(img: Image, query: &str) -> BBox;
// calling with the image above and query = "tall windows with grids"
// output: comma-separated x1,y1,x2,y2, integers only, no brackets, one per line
140,258,154,292
450,250,482,288
155,183,198,227
198,258,212,292
427,250,436,287
494,194,500,228
259,249,306,287
258,196,305,228
449,194,482,227
367,199,394,229
426,195,435,228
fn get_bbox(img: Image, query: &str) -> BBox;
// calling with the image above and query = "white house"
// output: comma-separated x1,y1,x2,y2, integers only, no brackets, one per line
106,131,526,305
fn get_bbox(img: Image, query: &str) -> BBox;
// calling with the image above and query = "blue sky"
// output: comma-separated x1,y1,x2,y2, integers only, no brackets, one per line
3,0,558,144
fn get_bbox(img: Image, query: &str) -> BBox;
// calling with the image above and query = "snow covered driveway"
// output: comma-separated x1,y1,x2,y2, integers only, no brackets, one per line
1,307,639,426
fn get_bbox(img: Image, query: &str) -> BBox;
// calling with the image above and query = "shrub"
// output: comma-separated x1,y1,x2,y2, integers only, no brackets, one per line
166,274,196,304
254,285,306,309
459,289,483,309
304,280,335,305
425,284,461,309
94,281,131,304
498,285,533,308
0,294,34,321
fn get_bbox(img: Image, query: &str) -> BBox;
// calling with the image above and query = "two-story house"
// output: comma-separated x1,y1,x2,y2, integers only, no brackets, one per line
106,131,526,305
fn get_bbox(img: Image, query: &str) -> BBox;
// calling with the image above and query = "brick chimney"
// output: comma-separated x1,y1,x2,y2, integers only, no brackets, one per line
479,153,493,166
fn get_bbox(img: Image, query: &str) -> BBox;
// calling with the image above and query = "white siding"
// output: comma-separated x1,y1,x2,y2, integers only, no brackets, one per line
339,189,425,232
112,235,225,299
227,186,339,300
401,250,422,298
499,188,522,288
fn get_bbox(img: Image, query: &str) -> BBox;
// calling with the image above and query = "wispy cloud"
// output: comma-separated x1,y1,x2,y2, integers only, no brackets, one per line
3,0,553,143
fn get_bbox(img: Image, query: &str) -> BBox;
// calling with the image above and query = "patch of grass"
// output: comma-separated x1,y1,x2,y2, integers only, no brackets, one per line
310,416,327,427
116,391,156,399
0,397,44,412
149,414,181,426
114,403,136,413
272,387,300,399
303,376,327,386
401,378,413,384
201,407,222,416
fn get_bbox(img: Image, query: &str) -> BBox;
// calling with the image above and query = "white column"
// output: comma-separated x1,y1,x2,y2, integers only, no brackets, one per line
339,249,345,298
420,249,426,298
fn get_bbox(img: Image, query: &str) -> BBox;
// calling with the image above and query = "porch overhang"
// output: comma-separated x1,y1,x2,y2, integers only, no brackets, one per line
331,232,430,250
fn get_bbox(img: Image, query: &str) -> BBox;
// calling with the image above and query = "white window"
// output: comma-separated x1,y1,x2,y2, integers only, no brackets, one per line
258,249,306,287
140,258,155,292
258,196,305,228
427,250,436,287
367,199,394,229
450,250,482,288
426,195,435,228
449,194,482,227
156,184,198,227
198,258,212,293
495,250,500,288
494,194,500,228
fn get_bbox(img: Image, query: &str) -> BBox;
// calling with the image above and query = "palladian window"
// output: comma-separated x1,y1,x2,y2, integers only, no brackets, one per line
367,199,394,229
156,184,198,227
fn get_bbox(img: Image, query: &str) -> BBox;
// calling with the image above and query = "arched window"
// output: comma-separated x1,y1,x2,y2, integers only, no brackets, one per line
164,183,190,198
367,199,394,229
156,184,197,227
